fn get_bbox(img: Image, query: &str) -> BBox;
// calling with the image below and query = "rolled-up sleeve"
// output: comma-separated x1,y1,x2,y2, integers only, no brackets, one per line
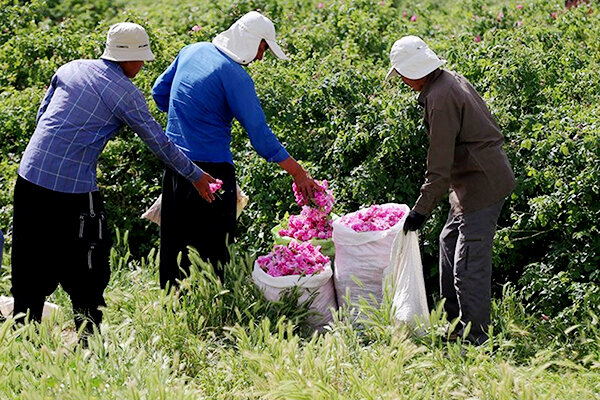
413,104,460,216
115,88,204,182
223,70,289,163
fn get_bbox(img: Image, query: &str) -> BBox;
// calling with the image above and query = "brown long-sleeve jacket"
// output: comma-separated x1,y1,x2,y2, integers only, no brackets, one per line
413,69,515,216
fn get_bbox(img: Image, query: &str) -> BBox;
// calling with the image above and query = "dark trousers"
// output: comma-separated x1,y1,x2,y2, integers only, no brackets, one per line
439,199,505,345
159,162,236,289
11,176,111,333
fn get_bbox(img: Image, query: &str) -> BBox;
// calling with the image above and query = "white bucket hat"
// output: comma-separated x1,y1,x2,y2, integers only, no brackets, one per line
386,35,445,80
101,22,155,62
212,11,288,65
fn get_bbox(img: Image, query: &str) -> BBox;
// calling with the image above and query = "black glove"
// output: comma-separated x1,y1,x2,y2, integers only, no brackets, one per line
403,210,426,233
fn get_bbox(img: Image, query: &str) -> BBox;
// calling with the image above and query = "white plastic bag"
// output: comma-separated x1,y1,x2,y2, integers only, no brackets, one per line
0,295,60,320
383,230,430,328
142,184,250,225
332,203,410,307
141,195,162,225
252,261,337,329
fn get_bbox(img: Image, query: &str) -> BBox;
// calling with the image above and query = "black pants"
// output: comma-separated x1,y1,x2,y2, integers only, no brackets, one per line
11,176,111,332
159,162,236,289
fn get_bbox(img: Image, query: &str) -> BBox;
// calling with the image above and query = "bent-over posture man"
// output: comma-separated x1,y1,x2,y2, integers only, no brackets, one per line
387,36,515,345
153,11,317,289
12,22,215,338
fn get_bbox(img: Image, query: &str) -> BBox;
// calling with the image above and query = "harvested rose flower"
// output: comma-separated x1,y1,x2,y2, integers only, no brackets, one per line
257,240,330,277
209,179,223,194
279,206,333,241
292,179,334,214
282,180,335,241
340,204,406,232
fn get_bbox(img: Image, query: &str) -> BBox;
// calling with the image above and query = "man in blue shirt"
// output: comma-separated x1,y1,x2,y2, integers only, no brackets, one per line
153,11,317,288
12,22,215,338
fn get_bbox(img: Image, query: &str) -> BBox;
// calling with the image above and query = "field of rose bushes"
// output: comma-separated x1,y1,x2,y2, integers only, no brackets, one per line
0,0,599,398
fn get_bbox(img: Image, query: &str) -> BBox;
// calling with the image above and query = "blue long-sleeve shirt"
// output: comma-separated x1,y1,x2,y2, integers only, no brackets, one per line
19,59,204,193
152,42,289,164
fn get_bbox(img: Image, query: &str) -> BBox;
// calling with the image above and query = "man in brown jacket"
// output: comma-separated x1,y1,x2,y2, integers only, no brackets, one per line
387,36,515,345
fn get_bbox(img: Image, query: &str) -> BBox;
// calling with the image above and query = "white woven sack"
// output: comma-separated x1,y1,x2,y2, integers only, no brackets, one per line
0,295,60,320
332,203,410,307
383,231,430,328
252,261,337,329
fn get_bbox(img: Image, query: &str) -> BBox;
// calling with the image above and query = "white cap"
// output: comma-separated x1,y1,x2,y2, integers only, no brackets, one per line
386,35,445,80
212,11,288,65
101,22,155,62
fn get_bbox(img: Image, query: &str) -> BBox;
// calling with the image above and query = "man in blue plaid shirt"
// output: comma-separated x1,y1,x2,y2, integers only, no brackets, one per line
11,22,216,340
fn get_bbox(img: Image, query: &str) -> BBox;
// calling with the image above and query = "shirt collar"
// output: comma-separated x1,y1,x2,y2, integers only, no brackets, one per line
418,68,444,105
100,58,127,77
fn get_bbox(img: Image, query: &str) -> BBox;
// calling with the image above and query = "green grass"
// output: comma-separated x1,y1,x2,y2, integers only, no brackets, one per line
0,236,599,399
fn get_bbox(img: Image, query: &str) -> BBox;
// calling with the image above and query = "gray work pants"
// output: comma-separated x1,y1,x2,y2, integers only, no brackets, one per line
439,199,505,345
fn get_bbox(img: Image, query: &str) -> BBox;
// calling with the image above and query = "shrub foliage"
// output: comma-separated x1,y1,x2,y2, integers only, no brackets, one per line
0,0,598,322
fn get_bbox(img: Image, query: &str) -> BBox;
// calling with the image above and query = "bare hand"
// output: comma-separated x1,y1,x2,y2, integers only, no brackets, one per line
193,173,217,203
293,169,318,202
277,156,318,201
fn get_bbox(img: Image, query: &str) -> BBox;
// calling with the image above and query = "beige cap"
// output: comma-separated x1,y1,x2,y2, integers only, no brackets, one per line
386,35,445,80
212,11,288,65
101,22,155,62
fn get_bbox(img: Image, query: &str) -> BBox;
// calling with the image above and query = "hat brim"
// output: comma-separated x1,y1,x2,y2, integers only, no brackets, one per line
385,66,400,80
393,58,446,80
266,39,289,60
101,47,155,62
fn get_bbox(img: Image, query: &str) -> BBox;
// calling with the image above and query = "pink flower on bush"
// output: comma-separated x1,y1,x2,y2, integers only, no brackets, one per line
516,20,524,27
410,15,417,22
191,25,201,32
516,4,523,9
474,35,482,42
209,179,223,194
340,204,406,232
318,2,324,9
402,11,408,17
497,11,504,21
257,240,330,277
551,12,557,18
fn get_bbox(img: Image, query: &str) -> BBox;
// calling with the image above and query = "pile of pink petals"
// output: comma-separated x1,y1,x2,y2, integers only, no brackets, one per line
340,204,406,232
280,180,335,241
257,240,330,277
279,206,333,240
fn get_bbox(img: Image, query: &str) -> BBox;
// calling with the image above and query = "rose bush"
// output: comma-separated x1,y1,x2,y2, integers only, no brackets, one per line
0,0,598,323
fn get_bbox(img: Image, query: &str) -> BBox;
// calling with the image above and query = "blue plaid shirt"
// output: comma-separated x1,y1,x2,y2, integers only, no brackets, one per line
19,59,204,193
